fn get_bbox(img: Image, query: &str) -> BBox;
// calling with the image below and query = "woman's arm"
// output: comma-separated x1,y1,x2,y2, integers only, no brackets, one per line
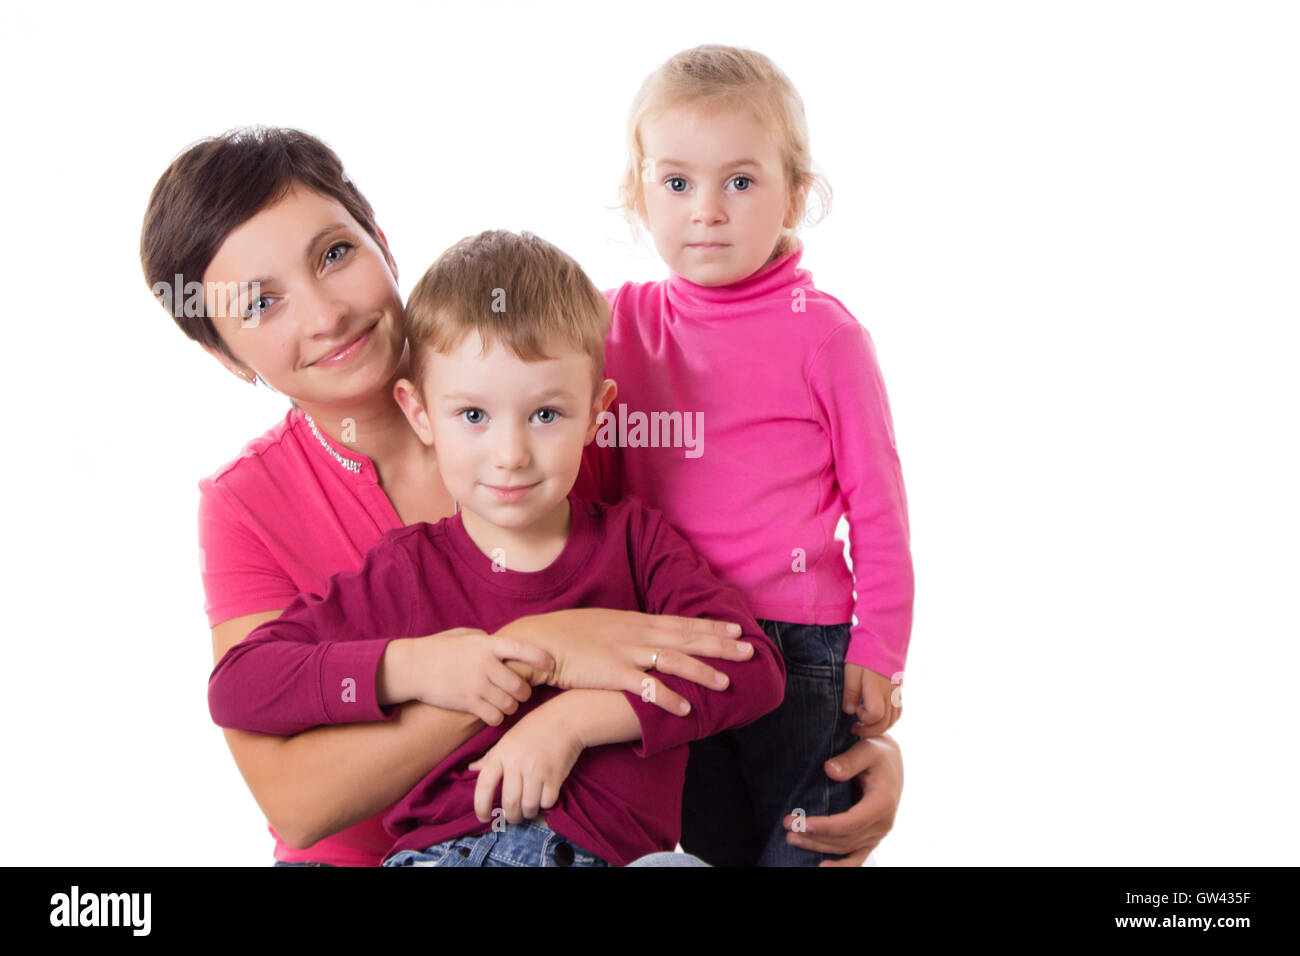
212,611,486,850
212,607,756,848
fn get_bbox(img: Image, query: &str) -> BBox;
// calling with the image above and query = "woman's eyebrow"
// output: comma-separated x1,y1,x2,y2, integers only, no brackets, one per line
237,223,351,288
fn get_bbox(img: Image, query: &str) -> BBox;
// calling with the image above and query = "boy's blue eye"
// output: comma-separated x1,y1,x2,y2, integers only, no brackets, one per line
533,408,560,425
460,408,486,425
666,176,688,193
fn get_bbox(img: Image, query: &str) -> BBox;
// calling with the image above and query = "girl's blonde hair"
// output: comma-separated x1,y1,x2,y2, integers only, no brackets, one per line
619,45,832,259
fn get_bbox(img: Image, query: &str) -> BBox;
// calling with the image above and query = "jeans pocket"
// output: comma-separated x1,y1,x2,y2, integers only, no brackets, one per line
383,844,450,867
770,621,849,675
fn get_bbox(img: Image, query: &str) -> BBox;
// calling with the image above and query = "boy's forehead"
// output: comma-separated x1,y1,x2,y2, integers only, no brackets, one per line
424,334,594,398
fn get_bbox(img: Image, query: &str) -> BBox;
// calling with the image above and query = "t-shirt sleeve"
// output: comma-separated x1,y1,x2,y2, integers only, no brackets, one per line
198,481,301,627
620,503,786,758
207,536,420,736
808,320,914,678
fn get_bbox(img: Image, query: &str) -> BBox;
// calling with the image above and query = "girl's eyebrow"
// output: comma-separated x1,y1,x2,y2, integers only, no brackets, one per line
655,157,764,170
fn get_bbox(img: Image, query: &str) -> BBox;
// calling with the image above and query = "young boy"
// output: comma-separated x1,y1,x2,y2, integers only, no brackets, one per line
207,230,785,867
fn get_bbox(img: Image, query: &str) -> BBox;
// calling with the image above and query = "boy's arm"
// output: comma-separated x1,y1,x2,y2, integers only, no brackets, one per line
808,320,914,682
622,504,787,758
207,539,419,735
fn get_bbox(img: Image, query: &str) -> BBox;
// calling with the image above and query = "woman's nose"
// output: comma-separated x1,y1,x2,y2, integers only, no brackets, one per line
301,280,350,336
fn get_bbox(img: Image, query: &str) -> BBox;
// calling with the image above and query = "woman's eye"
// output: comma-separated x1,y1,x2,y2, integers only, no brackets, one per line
729,175,753,191
460,408,486,425
532,408,561,425
665,176,689,193
324,241,353,264
244,296,272,319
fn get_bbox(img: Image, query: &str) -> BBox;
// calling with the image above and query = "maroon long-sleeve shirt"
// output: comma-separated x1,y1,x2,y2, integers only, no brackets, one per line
208,493,785,866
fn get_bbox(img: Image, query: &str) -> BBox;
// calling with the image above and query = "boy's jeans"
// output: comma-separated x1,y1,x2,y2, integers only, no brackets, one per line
382,819,612,867
679,619,860,867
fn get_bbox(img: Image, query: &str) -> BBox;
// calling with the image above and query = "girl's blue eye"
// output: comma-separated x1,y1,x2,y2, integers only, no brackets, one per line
324,241,353,264
532,408,561,425
730,175,752,191
460,408,486,425
666,176,689,193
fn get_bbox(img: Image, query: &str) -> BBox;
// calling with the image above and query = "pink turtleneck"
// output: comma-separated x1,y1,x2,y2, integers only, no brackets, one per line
577,246,914,678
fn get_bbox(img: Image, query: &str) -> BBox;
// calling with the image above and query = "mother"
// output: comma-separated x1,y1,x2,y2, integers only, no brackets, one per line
141,127,902,866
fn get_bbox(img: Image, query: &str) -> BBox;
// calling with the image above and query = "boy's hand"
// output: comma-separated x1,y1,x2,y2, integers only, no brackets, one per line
468,705,585,824
842,663,901,736
380,629,555,726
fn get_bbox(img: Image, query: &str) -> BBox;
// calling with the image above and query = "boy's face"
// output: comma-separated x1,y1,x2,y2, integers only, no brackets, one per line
401,329,615,535
638,105,796,286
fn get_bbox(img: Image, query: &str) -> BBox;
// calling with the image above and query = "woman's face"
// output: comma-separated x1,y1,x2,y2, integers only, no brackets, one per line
201,184,405,408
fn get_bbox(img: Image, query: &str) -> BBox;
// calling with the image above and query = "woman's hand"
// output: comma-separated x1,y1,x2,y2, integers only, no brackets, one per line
492,608,754,716
781,733,903,867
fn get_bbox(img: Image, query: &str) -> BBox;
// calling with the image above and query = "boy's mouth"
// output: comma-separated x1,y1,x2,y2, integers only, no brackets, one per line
481,481,541,502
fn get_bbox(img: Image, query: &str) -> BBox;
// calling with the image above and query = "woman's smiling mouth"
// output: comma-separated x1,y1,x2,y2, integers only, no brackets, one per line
311,323,377,367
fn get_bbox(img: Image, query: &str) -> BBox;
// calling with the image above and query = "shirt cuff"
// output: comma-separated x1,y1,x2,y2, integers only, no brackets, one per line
319,639,396,725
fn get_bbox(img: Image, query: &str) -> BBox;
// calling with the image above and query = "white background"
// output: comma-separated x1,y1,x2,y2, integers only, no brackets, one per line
1,0,1295,866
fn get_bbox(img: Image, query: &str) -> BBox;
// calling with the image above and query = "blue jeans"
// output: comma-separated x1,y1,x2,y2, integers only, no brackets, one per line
679,619,859,867
382,819,612,867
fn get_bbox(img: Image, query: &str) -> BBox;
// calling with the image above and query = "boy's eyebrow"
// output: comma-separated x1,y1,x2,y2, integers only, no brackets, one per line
442,387,578,404
240,223,350,289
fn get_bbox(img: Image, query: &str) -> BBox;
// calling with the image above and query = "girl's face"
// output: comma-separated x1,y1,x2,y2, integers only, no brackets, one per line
200,184,406,409
637,104,795,286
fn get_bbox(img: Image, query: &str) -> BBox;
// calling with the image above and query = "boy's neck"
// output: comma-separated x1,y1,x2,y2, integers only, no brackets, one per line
459,495,574,572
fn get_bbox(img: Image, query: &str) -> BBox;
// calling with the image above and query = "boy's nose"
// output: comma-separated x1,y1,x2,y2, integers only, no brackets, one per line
491,426,531,471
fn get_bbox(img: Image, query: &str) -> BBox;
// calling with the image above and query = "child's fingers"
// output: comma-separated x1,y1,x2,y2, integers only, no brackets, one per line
477,677,521,716
473,758,502,822
842,664,864,715
487,635,555,674
540,779,561,811
520,773,543,820
501,768,524,824
470,699,507,727
487,662,533,703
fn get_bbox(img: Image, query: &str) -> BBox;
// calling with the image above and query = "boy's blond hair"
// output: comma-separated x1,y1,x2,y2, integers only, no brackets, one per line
405,230,609,402
619,44,832,259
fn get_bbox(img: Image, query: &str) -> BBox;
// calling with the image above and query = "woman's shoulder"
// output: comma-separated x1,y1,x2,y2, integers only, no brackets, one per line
197,406,311,503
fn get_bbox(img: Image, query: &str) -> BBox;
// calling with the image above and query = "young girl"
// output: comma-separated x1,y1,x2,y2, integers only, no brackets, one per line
580,45,914,866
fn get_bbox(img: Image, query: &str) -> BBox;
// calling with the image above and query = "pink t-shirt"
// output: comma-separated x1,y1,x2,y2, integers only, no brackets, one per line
198,405,410,866
580,245,914,677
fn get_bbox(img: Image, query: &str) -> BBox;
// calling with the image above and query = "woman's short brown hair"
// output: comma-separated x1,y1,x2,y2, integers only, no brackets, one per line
139,126,385,359
405,231,609,403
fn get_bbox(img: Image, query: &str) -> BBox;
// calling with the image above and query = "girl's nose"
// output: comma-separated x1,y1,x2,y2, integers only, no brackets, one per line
691,188,727,225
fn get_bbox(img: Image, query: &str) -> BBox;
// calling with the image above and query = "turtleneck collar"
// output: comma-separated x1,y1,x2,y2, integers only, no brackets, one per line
666,243,807,309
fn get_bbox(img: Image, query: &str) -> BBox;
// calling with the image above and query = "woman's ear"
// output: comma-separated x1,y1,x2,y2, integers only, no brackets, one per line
376,226,398,282
201,342,256,384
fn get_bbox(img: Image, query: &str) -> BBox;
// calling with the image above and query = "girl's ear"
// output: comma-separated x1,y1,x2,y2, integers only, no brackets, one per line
784,181,811,230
